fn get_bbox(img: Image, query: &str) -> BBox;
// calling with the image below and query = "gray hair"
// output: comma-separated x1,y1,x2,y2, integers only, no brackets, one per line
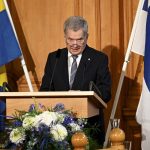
64,16,88,37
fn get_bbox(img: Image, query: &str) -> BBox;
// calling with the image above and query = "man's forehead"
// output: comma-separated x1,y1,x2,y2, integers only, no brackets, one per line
66,29,84,37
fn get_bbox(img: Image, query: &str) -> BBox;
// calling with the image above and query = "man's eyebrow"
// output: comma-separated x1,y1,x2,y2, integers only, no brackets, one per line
68,37,84,40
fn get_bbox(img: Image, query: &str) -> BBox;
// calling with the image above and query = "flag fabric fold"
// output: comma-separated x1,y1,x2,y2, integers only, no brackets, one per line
0,0,21,67
131,0,150,149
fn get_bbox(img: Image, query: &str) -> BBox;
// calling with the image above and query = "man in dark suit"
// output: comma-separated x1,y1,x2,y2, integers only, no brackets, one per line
40,16,111,147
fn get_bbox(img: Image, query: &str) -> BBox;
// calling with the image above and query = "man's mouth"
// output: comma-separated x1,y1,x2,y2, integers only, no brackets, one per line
70,45,80,49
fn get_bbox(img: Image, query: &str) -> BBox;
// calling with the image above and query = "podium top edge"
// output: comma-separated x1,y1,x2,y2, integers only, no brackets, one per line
0,91,107,108
0,91,96,97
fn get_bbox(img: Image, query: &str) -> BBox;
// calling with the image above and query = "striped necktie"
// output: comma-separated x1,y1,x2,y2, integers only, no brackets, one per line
70,55,78,89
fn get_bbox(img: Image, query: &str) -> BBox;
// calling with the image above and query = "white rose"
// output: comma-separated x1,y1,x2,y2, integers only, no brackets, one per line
69,123,81,132
10,128,25,144
50,124,68,141
34,111,58,128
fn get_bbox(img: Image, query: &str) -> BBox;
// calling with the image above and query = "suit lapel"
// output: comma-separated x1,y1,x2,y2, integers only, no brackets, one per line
72,45,93,90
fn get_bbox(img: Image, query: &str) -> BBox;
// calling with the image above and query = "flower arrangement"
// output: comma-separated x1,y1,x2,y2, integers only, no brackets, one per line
8,102,87,150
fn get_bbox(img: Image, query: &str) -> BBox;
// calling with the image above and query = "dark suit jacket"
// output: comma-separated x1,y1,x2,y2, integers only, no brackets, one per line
40,45,111,102
40,45,111,145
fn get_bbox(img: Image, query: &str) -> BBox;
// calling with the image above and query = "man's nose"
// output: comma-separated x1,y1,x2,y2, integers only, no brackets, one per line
72,39,77,44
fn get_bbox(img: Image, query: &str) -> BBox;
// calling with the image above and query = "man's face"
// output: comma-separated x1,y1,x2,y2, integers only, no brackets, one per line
65,29,88,55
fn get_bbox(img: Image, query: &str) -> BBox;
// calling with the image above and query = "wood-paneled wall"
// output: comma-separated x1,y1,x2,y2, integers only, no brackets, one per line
6,0,142,148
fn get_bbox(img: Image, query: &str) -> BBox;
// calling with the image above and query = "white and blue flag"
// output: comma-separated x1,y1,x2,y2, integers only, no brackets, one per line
131,0,150,149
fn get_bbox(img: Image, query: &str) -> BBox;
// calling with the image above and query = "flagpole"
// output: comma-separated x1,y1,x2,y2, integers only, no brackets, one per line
3,0,33,92
103,0,144,148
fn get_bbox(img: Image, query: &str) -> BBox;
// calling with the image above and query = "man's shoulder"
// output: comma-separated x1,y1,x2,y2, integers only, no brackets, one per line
86,45,108,58
48,48,67,57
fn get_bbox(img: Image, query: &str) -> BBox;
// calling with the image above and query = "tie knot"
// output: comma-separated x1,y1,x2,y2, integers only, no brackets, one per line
72,55,78,60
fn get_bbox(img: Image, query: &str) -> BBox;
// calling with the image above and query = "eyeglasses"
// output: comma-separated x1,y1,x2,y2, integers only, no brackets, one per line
66,37,85,45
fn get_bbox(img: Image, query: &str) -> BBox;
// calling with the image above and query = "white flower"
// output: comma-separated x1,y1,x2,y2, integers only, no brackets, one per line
22,112,31,119
22,116,36,129
34,111,58,128
69,123,81,132
57,113,65,124
10,128,25,144
50,124,68,141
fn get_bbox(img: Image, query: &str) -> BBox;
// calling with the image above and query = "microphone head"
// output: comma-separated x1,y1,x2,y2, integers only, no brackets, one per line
89,81,102,97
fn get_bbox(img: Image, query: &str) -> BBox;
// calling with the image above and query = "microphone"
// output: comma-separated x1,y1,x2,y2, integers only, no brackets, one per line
89,81,102,98
49,49,61,90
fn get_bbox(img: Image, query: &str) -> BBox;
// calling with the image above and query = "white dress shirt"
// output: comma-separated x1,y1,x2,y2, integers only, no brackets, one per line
68,51,82,83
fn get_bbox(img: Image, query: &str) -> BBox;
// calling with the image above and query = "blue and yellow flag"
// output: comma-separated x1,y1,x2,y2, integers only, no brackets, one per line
0,0,22,67
0,65,7,86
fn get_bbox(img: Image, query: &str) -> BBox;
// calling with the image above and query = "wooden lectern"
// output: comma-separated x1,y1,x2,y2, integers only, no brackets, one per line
0,91,107,118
